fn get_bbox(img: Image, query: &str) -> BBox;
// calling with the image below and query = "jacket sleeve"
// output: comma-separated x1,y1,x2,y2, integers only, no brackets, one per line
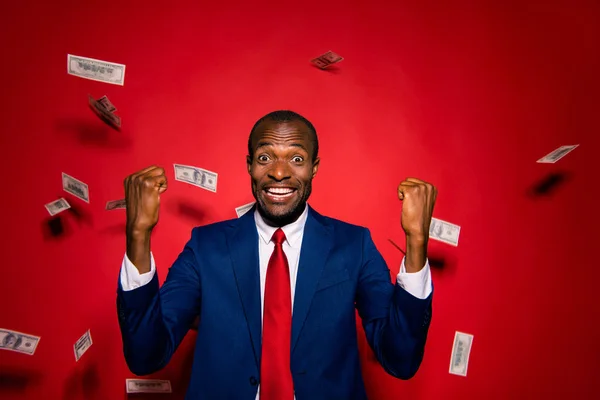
116,228,202,375
355,228,433,379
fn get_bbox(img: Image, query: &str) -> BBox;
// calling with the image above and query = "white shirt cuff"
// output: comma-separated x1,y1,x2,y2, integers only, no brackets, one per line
396,257,433,300
119,252,156,291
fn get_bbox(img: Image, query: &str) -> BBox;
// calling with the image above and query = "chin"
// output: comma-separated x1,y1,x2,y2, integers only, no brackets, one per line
258,201,305,226
263,206,294,221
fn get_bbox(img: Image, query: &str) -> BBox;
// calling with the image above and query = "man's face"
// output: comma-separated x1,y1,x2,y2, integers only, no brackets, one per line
5,335,16,347
247,119,319,226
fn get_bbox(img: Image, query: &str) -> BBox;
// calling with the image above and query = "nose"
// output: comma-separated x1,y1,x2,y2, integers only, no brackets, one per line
268,160,292,182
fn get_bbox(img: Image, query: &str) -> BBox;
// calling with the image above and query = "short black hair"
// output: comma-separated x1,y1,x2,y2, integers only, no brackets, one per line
248,110,319,162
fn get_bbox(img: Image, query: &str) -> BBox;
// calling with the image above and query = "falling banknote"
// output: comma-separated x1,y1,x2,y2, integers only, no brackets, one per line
126,379,173,394
429,217,461,246
310,50,344,69
174,164,217,193
235,202,255,218
536,145,579,163
62,173,89,203
73,329,93,362
45,198,71,216
0,328,40,356
97,95,117,113
67,54,125,85
449,331,474,377
88,95,121,130
106,199,126,210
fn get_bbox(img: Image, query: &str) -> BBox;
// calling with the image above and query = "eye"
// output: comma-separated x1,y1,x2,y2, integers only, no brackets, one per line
291,156,304,163
257,154,270,162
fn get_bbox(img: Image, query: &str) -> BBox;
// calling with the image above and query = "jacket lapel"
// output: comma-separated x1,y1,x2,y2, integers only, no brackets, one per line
227,207,262,370
291,206,333,354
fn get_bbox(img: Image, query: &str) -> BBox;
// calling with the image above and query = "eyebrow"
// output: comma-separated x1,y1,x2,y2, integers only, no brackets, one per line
255,142,308,152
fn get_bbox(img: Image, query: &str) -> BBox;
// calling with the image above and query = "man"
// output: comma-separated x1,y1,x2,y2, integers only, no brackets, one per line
192,168,204,185
2,333,21,349
117,110,436,399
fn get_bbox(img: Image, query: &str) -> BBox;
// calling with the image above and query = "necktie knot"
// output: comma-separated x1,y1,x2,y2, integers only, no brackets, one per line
271,228,286,246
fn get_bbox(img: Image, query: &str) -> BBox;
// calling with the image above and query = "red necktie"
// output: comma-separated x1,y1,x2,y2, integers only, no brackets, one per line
260,228,294,399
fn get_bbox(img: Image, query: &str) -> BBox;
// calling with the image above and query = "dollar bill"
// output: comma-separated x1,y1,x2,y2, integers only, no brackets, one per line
88,95,121,130
45,198,71,216
174,164,217,193
106,199,126,210
0,328,40,356
310,50,344,69
536,145,579,163
126,379,172,394
449,331,474,376
67,54,125,85
73,329,92,362
235,202,255,218
62,172,89,203
429,217,460,246
97,95,117,113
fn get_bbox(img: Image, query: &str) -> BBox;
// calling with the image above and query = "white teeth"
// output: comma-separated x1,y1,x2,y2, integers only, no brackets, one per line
267,188,294,194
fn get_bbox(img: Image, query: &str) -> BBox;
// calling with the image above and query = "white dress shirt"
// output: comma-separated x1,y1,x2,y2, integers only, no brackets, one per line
119,206,433,398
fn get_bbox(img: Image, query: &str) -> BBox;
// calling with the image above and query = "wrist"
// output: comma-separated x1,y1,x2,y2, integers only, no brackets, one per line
406,234,427,248
405,235,428,272
127,226,152,242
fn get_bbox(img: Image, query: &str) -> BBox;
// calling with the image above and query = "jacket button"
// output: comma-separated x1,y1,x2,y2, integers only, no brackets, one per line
249,376,258,386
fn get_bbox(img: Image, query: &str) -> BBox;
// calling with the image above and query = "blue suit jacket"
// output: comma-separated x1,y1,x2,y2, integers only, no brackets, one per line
117,206,432,399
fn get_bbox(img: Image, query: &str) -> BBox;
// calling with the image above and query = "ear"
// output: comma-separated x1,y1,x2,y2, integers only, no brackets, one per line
312,157,320,178
246,155,252,174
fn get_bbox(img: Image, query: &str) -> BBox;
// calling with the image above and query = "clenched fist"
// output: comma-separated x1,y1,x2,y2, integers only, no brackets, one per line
397,178,437,272
397,177,437,238
124,166,168,236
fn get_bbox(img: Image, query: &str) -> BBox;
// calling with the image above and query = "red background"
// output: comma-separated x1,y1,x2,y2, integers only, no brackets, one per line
1,1,599,399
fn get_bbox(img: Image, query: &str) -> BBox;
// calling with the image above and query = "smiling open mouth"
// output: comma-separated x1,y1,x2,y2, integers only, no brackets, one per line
263,187,296,201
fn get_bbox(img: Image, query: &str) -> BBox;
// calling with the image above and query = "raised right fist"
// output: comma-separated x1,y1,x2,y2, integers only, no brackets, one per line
124,166,168,236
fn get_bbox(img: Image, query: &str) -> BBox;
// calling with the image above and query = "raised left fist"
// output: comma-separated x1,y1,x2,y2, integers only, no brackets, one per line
397,178,437,239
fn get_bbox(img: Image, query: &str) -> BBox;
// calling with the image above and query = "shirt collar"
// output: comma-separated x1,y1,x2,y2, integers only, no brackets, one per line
254,204,309,248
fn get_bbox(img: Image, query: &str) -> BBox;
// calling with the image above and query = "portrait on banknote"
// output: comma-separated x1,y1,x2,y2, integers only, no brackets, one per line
3,333,21,349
